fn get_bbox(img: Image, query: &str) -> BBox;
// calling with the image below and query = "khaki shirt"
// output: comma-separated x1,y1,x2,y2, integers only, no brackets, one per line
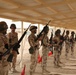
53,36,60,47
0,33,9,67
42,34,50,47
0,33,7,53
70,35,75,44
28,33,39,49
8,32,18,45
64,35,70,44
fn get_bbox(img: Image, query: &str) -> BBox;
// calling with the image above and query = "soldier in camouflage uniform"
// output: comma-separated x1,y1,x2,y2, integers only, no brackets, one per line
41,26,51,74
28,26,40,75
7,24,18,72
53,29,61,67
58,30,65,63
0,21,10,75
64,30,70,59
69,31,75,57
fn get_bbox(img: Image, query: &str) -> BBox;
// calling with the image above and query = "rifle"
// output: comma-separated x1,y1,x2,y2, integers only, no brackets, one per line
59,30,65,45
35,20,51,41
29,20,51,54
49,29,53,53
0,24,31,62
49,29,53,44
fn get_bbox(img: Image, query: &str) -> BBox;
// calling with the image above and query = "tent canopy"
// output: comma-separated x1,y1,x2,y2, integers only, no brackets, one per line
0,0,76,29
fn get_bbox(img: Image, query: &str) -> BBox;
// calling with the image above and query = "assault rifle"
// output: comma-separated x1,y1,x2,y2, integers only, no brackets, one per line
59,30,65,45
0,24,31,62
49,29,53,44
29,20,51,54
35,20,51,41
49,29,53,53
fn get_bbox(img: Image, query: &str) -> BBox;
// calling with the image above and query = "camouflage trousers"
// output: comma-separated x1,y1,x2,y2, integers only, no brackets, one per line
54,48,60,66
70,43,75,56
12,51,17,70
0,61,10,75
42,46,49,70
65,43,70,57
30,50,39,74
59,45,63,56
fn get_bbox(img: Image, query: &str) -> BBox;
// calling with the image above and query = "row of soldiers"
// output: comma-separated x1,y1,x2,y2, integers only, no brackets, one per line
28,25,76,75
52,29,76,68
0,21,76,75
65,30,76,58
0,21,19,75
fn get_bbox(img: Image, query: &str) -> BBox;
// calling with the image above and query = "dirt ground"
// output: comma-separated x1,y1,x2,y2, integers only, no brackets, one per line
8,40,76,75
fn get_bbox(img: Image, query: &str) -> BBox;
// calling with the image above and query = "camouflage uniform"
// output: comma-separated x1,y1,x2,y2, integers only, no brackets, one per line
41,34,50,73
53,30,61,67
28,26,39,75
41,26,51,74
7,24,18,72
64,34,70,59
53,36,61,67
70,31,75,57
59,30,65,60
0,21,10,75
8,32,18,70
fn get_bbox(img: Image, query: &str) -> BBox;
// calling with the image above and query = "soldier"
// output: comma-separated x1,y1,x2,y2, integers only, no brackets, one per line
41,26,51,74
28,26,40,75
64,30,70,59
7,24,19,72
69,31,75,57
59,30,65,56
0,21,10,75
53,29,61,67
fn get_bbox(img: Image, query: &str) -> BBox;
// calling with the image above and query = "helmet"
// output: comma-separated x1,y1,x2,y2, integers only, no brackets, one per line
0,21,8,31
66,30,69,34
55,29,61,35
71,31,75,35
43,25,49,33
30,26,37,31
56,29,61,33
10,24,16,29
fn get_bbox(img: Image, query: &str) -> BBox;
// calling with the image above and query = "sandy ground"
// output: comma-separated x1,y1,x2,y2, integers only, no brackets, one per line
8,40,76,75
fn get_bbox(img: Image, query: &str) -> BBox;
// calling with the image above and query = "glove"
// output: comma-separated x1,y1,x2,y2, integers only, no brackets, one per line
5,44,8,49
13,43,20,50
13,43,20,54
7,53,13,62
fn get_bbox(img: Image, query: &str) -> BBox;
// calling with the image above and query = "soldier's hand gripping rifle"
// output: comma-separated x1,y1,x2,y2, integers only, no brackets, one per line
0,24,31,62
35,20,51,41
29,20,51,54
